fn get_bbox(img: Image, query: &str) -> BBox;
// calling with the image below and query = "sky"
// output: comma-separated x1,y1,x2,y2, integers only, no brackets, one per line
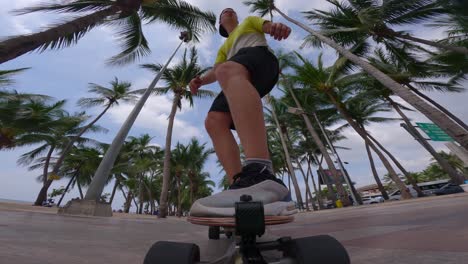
1,0,467,211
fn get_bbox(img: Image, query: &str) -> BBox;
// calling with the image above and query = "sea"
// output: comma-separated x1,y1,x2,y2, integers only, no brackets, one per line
0,198,32,204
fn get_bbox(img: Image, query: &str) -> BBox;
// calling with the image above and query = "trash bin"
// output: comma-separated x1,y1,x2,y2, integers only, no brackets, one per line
335,199,343,208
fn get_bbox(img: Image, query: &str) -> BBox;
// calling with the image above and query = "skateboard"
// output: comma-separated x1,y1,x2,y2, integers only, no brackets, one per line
143,194,350,264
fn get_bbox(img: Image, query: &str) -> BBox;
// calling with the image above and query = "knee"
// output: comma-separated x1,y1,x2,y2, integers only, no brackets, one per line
215,62,249,86
205,112,231,136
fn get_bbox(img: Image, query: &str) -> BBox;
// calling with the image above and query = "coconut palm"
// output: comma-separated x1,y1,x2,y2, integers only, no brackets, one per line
0,90,55,149
303,0,468,54
273,50,350,206
17,111,104,205
264,96,305,208
0,68,30,87
366,48,467,131
57,145,107,206
138,47,215,218
288,53,412,199
0,0,216,65
344,93,424,197
244,0,468,150
185,138,214,205
358,50,467,183
47,78,139,187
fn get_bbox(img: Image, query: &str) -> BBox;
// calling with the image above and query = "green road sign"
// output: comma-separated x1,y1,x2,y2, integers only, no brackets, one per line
416,122,454,141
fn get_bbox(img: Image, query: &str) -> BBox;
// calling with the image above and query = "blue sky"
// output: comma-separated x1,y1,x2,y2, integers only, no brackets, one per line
1,0,467,211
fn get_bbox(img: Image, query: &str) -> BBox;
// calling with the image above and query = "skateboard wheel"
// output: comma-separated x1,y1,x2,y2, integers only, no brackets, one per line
288,235,350,264
143,241,200,264
208,226,220,240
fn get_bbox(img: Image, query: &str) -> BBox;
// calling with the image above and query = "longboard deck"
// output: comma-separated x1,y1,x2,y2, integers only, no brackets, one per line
188,215,294,227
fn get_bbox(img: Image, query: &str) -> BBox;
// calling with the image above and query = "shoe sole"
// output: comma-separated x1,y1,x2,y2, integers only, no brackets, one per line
190,200,298,217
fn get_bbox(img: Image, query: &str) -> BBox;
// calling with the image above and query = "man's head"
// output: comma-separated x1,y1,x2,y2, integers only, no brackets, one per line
219,8,238,38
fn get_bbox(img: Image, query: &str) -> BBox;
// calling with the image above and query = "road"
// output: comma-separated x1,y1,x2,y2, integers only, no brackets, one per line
1,193,467,263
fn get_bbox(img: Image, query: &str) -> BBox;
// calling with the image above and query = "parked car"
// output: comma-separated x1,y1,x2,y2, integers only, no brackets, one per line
434,183,464,196
388,187,418,201
361,195,384,205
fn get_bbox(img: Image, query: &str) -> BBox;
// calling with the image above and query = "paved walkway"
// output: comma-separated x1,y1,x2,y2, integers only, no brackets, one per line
1,193,467,263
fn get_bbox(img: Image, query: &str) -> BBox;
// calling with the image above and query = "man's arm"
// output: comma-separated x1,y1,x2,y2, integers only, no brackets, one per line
262,21,291,41
189,64,220,94
200,64,219,85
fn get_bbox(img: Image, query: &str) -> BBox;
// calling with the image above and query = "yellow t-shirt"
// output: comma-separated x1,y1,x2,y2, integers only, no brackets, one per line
215,16,270,64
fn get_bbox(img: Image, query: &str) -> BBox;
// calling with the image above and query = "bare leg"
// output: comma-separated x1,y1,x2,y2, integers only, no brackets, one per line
205,111,242,184
215,62,270,160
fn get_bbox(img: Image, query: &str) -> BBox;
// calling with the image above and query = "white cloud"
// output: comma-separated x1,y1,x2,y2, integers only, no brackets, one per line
107,95,203,141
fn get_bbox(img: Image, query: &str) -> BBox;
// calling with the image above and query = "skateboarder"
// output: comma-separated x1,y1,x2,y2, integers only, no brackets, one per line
189,8,296,217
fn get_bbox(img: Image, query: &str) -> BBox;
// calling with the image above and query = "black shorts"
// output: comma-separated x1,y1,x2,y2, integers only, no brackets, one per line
209,46,280,129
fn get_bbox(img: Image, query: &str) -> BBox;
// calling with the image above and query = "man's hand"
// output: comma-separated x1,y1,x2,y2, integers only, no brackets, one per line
189,75,203,95
266,22,291,41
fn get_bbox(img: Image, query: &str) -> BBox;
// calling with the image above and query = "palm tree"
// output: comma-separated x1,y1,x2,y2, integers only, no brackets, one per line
358,50,467,183
265,96,306,208
273,50,349,206
48,78,138,187
243,0,468,150
366,48,467,131
17,111,103,205
0,68,30,87
288,53,412,199
0,84,54,149
139,47,216,218
185,138,214,205
303,0,468,54
0,0,216,65
171,142,190,217
344,93,424,197
57,145,106,206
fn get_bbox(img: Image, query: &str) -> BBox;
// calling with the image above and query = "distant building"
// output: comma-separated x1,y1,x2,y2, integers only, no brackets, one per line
356,184,381,196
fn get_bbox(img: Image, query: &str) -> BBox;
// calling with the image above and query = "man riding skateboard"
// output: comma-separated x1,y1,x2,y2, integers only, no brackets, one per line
189,8,296,217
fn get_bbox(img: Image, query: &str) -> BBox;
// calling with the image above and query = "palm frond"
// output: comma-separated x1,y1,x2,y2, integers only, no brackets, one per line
141,0,216,42
107,13,150,66
13,0,113,15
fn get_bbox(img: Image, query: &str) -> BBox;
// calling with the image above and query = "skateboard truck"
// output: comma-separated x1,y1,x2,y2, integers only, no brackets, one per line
235,194,268,263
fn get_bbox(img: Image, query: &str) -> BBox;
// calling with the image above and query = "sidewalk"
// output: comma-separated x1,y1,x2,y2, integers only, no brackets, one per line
1,193,467,263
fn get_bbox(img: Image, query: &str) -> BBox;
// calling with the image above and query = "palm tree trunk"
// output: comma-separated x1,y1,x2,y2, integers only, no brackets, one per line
109,178,120,205
0,6,121,64
33,146,55,206
85,39,184,202
51,104,113,178
176,175,182,218
394,33,468,55
406,84,468,131
38,102,110,206
364,142,389,200
57,174,76,207
327,92,412,199
159,96,180,218
389,97,466,184
307,154,324,209
295,158,314,211
123,190,132,213
269,100,304,209
365,131,424,197
137,173,143,214
288,88,351,206
143,181,153,214
77,181,84,199
273,7,468,149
